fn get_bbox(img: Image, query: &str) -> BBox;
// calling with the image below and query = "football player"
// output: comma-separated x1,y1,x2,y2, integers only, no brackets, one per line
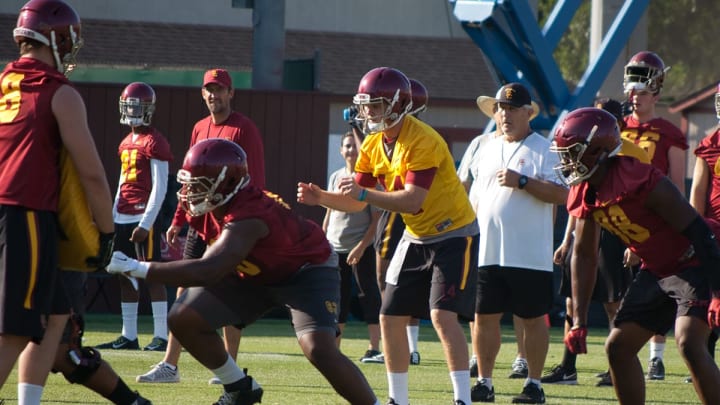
96,82,173,353
108,139,380,405
553,107,720,405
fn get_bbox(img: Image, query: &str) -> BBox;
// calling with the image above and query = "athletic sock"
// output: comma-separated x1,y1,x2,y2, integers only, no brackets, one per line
18,383,43,405
450,370,471,404
406,324,419,353
387,372,409,405
650,342,665,361
120,302,138,340
151,301,168,339
106,377,138,405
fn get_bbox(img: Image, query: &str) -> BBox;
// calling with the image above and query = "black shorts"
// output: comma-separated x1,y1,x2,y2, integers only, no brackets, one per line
115,221,162,261
54,271,87,344
614,266,710,335
380,235,478,321
0,206,59,340
476,265,554,319
337,248,381,324
559,231,634,303
174,265,341,338
374,211,405,260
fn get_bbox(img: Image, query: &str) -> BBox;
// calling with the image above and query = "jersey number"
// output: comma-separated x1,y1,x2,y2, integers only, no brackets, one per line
120,149,139,183
622,129,660,161
592,205,650,244
0,72,24,123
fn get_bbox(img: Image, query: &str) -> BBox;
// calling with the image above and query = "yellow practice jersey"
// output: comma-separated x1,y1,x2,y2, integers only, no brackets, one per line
356,115,476,238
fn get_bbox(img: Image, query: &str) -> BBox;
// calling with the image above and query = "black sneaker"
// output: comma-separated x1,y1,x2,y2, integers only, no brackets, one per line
95,335,139,350
540,364,578,385
386,398,400,405
647,357,665,380
469,357,478,378
596,371,613,387
212,374,263,405
684,376,693,384
360,349,384,363
143,336,168,352
511,383,545,404
410,351,421,365
508,358,528,379
470,379,495,402
130,392,152,405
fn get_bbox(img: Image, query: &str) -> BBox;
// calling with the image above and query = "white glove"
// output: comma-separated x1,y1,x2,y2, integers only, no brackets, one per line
107,251,149,283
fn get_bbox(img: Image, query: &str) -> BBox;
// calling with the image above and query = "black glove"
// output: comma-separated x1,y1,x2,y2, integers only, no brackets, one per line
85,232,115,269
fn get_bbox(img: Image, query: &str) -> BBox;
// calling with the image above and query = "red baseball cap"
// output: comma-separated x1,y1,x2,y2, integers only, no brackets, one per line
203,68,232,88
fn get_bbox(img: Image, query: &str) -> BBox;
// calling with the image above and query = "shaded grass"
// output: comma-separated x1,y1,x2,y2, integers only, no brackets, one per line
0,314,706,404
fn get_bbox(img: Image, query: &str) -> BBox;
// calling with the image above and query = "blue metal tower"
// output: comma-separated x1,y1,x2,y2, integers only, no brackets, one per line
451,0,649,132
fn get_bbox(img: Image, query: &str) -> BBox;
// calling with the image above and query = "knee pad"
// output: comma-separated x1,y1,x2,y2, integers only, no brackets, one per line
64,347,102,384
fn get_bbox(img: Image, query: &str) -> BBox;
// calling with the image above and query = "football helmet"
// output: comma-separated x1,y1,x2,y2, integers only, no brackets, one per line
119,82,156,127
177,139,251,217
353,67,412,135
409,78,429,116
13,0,82,76
551,107,622,186
623,51,668,94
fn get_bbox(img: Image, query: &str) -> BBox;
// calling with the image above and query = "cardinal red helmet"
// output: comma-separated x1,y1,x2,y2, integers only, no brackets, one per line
409,78,429,116
177,139,250,217
623,51,667,94
551,107,622,186
13,0,82,76
353,67,412,134
119,82,156,127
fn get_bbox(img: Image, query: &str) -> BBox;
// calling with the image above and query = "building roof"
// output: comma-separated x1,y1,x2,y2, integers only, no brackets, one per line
668,81,718,114
0,14,496,101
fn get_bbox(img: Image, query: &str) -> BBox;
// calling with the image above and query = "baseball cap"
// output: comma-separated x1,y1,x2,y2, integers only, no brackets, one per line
476,82,539,120
203,68,232,88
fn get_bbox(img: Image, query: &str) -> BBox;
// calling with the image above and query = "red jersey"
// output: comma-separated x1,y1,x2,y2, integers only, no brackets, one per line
195,187,331,285
173,111,265,227
694,129,720,222
116,127,173,215
0,58,70,211
621,116,687,174
567,156,693,278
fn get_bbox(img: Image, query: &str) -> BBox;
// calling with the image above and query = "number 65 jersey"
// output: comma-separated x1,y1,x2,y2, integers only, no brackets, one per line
567,156,693,278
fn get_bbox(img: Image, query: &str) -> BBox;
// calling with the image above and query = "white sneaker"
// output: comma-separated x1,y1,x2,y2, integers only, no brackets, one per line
209,376,222,385
136,362,180,383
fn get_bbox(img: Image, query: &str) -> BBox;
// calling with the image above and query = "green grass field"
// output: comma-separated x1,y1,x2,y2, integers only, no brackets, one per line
0,314,706,404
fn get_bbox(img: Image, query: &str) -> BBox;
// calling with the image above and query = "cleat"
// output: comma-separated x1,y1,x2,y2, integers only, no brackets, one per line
130,392,152,405
646,357,665,380
470,379,495,403
386,399,400,405
212,374,263,405
410,351,421,365
595,370,609,378
360,349,384,363
95,335,139,350
596,372,613,387
684,376,693,384
136,362,180,383
143,336,168,352
511,383,545,404
455,401,467,405
540,364,578,385
209,376,222,385
508,358,528,379
469,356,478,378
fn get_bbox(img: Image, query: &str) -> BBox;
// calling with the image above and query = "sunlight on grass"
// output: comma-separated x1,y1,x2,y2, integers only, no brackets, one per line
0,315,705,404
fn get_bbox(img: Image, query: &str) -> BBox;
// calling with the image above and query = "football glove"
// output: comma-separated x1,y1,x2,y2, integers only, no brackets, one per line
106,251,147,288
564,326,588,355
85,232,115,269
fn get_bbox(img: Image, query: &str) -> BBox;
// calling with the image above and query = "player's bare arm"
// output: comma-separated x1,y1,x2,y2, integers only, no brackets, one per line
140,218,268,286
689,157,710,215
53,84,114,234
644,176,698,232
570,216,601,328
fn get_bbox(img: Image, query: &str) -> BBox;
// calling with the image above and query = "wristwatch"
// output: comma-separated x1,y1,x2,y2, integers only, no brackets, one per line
518,175,529,189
